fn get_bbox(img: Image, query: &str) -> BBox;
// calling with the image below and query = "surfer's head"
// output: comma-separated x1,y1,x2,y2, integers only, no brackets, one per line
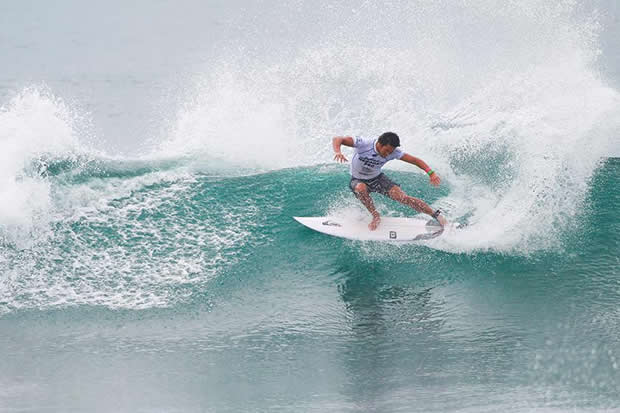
376,132,400,157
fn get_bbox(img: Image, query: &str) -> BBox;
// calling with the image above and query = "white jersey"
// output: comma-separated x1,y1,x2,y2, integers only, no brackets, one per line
350,137,404,179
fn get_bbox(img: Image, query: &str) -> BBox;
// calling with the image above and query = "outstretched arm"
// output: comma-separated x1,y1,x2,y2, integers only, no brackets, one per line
332,136,354,163
400,153,441,186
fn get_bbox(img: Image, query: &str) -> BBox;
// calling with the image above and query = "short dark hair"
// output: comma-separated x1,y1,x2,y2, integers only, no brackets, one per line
378,132,400,147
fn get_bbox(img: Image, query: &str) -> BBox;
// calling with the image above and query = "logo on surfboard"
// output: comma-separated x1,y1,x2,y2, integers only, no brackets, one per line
322,220,342,227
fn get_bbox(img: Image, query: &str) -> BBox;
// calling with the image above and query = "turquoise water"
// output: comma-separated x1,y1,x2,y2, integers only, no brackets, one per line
1,158,618,411
2,1,620,411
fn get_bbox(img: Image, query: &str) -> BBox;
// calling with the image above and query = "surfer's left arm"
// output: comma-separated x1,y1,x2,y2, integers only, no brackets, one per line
400,153,441,186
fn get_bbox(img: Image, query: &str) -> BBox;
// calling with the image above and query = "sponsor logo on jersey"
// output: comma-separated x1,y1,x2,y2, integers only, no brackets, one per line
359,156,385,168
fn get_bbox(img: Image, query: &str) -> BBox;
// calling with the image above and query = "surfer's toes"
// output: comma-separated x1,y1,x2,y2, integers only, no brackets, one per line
437,215,448,227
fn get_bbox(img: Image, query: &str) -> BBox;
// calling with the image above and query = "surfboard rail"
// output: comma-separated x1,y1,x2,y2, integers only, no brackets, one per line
293,216,445,241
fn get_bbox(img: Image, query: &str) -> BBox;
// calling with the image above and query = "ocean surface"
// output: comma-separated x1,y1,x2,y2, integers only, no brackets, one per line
1,1,619,412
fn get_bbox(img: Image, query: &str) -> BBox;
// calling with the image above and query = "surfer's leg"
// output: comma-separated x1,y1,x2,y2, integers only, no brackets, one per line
352,183,381,230
387,186,446,226
387,186,433,214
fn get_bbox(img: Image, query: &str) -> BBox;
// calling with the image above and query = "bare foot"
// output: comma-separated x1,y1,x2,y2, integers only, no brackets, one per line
437,214,448,227
369,214,381,231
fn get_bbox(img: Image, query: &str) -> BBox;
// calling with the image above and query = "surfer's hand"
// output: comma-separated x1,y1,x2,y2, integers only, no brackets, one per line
429,172,441,186
334,153,348,163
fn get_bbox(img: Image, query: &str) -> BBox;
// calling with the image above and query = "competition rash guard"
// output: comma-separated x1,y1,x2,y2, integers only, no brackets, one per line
350,137,404,179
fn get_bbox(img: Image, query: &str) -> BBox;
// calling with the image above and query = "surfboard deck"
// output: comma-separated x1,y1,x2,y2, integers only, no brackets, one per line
293,216,449,241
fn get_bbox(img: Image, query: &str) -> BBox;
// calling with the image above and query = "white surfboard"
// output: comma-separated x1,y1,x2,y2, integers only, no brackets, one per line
293,216,449,241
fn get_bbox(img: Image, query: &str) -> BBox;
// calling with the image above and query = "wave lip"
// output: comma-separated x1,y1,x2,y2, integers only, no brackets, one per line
0,87,94,247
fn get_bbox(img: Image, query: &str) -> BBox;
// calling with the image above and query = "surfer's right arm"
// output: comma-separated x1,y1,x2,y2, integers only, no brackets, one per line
332,136,354,163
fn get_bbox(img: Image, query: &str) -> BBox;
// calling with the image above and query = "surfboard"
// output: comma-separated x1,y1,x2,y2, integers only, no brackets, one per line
293,216,448,241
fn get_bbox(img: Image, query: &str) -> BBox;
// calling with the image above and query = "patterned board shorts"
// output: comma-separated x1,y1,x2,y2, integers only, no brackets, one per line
349,173,400,196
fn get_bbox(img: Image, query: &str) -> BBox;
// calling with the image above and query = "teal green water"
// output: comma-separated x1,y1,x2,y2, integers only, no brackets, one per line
1,157,618,411
2,1,620,410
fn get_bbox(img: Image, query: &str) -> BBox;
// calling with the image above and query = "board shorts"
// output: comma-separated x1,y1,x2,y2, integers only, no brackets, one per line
349,173,400,196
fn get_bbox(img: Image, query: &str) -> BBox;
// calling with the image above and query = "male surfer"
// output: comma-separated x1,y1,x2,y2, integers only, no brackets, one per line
332,132,447,230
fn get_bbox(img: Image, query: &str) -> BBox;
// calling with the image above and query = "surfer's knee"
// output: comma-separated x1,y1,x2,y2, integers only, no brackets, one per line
354,183,369,194
388,186,406,200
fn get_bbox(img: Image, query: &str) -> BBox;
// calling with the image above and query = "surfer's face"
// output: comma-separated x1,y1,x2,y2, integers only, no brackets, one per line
376,142,396,158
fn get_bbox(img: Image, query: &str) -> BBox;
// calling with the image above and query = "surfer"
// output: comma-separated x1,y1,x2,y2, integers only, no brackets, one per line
332,132,448,230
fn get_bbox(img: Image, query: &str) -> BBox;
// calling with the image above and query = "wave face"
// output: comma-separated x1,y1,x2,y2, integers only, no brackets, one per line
1,149,618,312
1,0,620,411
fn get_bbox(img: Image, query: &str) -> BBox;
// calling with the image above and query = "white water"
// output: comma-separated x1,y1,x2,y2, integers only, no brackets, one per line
0,88,86,247
1,1,619,255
